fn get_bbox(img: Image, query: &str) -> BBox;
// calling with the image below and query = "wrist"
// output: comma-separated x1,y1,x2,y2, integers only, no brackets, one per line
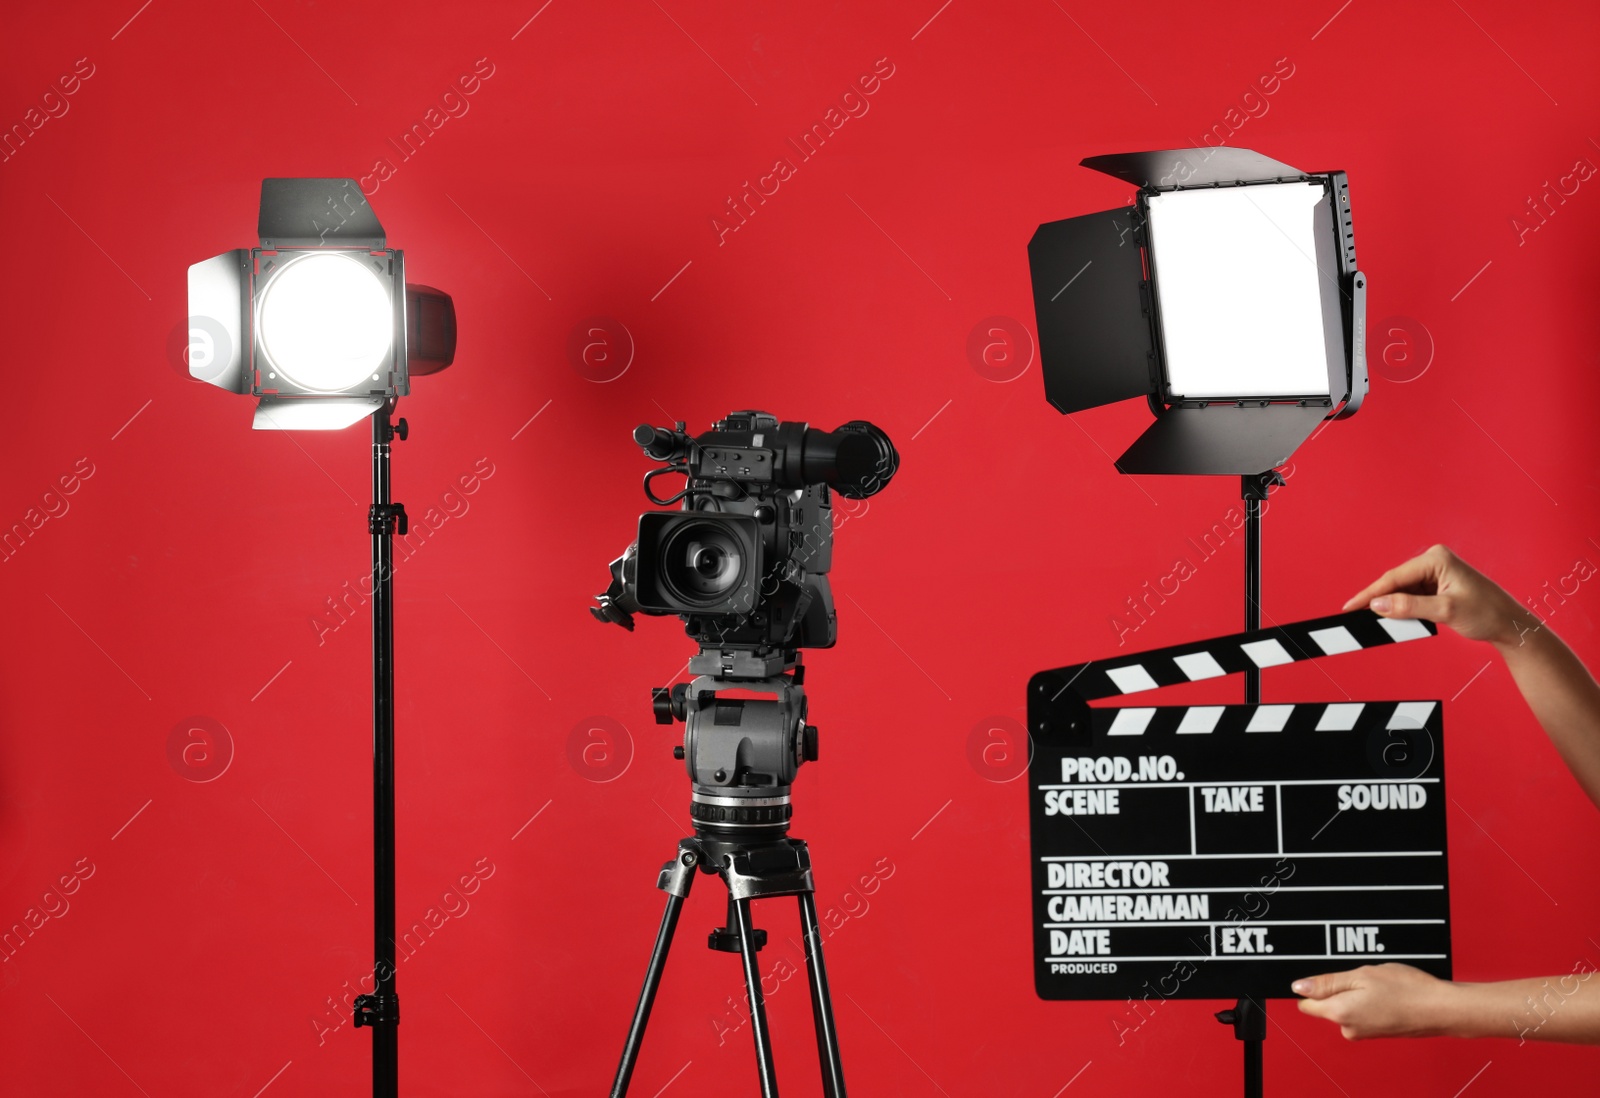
1489,603,1545,653
1432,980,1496,1039
1423,979,1468,1038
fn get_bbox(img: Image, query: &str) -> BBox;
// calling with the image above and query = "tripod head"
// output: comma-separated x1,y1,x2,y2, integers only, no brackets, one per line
652,659,813,844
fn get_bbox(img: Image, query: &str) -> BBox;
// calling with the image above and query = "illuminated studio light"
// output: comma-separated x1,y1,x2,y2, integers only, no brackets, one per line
1028,147,1366,476
257,252,395,392
187,177,455,430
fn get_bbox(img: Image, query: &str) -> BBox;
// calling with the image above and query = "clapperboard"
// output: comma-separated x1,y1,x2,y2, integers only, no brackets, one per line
1027,609,1450,1001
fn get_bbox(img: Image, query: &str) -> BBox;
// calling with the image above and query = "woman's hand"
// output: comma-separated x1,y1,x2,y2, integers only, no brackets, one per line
1293,964,1459,1040
1341,544,1532,647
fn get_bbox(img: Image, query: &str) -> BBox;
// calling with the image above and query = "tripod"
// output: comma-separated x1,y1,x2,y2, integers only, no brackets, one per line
609,657,848,1098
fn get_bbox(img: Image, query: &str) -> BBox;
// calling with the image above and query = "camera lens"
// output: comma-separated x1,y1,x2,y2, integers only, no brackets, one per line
692,547,724,576
661,520,746,607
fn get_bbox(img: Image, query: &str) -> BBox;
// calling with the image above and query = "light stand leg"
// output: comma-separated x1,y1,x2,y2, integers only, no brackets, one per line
733,898,781,1098
798,892,846,1098
356,409,406,1097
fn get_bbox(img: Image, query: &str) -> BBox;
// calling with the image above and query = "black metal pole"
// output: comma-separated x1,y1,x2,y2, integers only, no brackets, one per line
611,890,690,1097
734,899,781,1098
798,891,846,1098
1244,489,1262,705
361,407,402,1096
1245,1031,1263,1094
1216,996,1267,1098
1235,474,1275,1098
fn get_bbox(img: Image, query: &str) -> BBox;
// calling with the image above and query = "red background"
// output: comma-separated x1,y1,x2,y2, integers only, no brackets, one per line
2,1,1598,1094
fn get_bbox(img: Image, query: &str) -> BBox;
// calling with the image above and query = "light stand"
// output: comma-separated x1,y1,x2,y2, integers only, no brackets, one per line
1213,469,1282,1098
186,179,456,1098
353,405,408,1095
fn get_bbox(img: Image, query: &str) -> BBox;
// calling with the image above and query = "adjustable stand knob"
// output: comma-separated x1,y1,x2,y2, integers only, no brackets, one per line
652,687,674,725
652,683,689,724
801,725,819,762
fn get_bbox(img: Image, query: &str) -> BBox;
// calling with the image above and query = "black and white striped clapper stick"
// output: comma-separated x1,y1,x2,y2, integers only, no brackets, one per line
1026,608,1450,1004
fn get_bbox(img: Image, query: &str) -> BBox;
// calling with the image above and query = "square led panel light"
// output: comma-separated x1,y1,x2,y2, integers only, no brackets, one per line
1147,182,1343,401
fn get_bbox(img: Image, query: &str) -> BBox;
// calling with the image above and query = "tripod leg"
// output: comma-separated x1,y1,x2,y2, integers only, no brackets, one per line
798,892,847,1098
733,898,781,1098
611,874,693,1098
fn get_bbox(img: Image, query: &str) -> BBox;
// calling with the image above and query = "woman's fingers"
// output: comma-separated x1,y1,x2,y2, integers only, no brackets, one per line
1292,969,1363,1000
1341,552,1444,612
1371,591,1450,623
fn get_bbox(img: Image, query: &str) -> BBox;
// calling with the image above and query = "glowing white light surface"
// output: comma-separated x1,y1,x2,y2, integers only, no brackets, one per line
256,252,393,392
1147,183,1335,399
252,396,385,431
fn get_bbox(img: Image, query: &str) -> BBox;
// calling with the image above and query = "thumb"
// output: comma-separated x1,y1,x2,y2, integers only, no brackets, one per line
1369,592,1443,622
1292,970,1361,999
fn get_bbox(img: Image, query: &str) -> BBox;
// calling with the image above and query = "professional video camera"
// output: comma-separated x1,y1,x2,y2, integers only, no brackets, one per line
592,409,897,677
592,409,897,1098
